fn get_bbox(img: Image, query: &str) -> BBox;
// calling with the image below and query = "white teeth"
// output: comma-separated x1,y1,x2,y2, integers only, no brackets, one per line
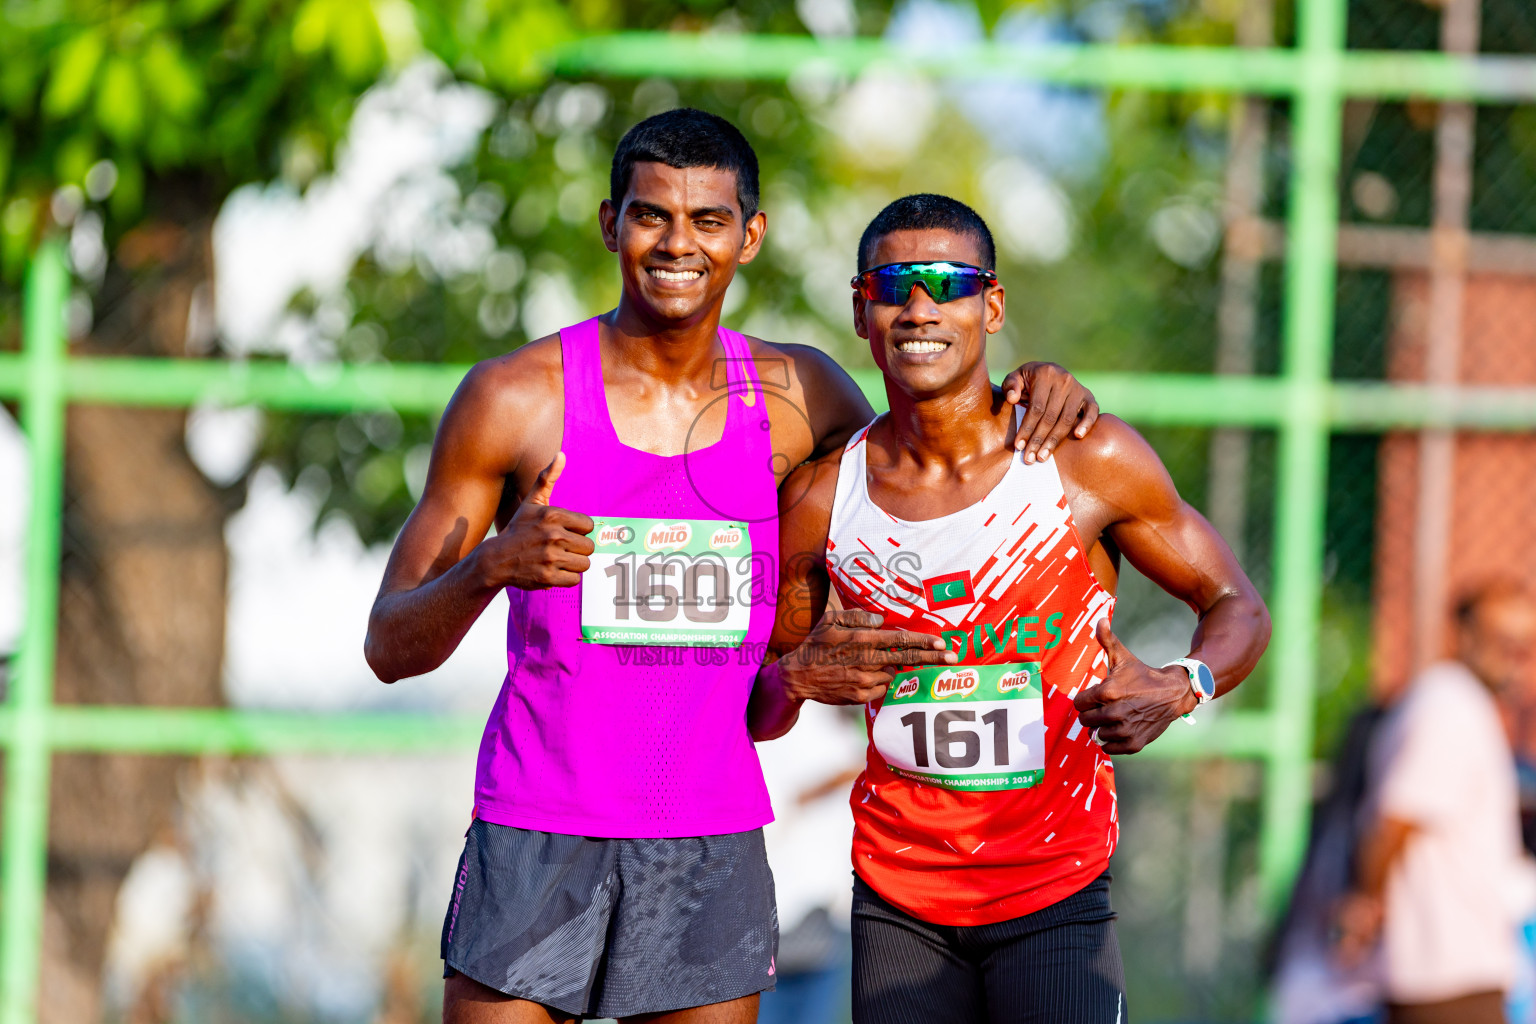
897,340,948,354
649,268,702,282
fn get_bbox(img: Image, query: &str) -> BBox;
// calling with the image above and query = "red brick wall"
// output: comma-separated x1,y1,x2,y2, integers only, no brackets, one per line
1371,272,1536,699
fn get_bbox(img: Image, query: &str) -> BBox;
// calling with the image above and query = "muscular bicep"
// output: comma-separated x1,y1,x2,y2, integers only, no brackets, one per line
375,363,535,598
1108,500,1248,616
1077,420,1251,616
377,472,502,599
768,457,839,657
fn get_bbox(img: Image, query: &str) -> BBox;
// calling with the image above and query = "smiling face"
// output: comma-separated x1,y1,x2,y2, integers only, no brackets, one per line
600,161,766,329
854,228,1006,398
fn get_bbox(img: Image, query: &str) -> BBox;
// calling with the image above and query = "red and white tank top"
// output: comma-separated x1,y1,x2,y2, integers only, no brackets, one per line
827,414,1118,926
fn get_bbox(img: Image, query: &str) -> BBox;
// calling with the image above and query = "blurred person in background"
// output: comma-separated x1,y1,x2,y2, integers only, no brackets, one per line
1498,595,1536,1024
1335,579,1536,1024
1507,639,1536,857
1270,706,1389,1024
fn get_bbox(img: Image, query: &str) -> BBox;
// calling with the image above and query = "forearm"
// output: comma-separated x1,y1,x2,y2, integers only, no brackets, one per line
1357,817,1415,897
1186,589,1271,698
1332,821,1410,964
365,549,503,682
747,659,805,742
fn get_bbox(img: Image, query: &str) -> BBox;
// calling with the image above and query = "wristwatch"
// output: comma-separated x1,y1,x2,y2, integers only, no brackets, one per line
1164,657,1216,723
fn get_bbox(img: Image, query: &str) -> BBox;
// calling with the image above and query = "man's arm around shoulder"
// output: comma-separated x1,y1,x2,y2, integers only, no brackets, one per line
746,452,839,741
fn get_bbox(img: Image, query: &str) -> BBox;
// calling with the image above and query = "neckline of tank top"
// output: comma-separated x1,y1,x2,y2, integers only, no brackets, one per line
584,321,761,461
856,407,1052,528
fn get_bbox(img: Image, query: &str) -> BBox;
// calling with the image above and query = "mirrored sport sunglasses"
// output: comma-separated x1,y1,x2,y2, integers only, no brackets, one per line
850,261,997,305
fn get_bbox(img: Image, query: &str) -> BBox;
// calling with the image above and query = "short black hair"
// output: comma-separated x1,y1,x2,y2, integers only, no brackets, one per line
857,193,996,272
610,108,760,221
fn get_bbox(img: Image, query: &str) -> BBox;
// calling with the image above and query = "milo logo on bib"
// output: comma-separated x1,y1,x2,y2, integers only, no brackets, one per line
645,523,692,553
871,661,1047,792
932,668,980,699
596,523,636,547
710,526,745,550
581,516,754,647
998,667,1036,694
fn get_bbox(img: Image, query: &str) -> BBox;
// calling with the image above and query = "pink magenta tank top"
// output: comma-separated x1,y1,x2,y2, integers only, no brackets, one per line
472,316,777,837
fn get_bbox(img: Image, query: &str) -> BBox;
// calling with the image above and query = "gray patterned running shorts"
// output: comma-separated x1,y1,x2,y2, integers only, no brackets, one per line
441,819,778,1019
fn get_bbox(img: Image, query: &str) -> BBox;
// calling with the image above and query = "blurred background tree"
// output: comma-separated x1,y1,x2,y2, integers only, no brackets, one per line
0,1,587,1017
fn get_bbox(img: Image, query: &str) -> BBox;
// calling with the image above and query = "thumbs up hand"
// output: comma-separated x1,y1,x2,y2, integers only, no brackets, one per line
474,453,596,590
525,451,566,507
1071,619,1199,755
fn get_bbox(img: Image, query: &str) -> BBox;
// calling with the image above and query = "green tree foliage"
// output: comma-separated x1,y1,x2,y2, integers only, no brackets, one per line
0,0,597,282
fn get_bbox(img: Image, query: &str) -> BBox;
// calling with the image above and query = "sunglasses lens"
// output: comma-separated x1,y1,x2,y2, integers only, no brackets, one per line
854,263,989,304
928,273,961,302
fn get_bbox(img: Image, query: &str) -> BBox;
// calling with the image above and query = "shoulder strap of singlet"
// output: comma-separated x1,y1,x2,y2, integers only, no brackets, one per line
1000,405,1062,496
827,416,879,538
716,327,765,412
559,317,620,444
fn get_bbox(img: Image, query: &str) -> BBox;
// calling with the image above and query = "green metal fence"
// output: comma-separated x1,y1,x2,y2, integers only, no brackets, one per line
6,4,1536,1021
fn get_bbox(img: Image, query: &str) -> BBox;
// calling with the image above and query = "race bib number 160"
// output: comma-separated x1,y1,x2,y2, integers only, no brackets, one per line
580,516,753,647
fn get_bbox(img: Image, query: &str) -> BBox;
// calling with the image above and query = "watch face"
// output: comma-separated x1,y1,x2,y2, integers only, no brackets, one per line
1193,661,1217,700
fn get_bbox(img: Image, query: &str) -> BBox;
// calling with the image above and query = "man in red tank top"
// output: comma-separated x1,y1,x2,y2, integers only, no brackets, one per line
750,195,1271,1023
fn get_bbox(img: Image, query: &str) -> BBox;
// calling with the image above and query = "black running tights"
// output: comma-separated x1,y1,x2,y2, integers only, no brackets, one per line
850,872,1127,1024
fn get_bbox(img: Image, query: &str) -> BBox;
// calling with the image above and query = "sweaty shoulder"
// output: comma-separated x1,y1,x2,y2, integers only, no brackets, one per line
1049,415,1182,544
750,338,861,399
456,332,562,408
1051,415,1175,498
438,332,564,489
747,336,875,463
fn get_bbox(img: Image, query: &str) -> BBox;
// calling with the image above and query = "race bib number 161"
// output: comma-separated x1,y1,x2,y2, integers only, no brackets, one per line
871,663,1047,791
580,516,753,647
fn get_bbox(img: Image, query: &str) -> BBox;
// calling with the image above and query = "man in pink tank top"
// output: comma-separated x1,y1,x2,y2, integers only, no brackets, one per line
365,112,1100,1024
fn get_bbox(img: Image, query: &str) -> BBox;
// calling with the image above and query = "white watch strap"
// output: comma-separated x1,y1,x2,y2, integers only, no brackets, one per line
1164,657,1215,704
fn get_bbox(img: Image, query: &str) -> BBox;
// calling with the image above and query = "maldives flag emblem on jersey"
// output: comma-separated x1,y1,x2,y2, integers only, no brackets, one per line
923,571,974,610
